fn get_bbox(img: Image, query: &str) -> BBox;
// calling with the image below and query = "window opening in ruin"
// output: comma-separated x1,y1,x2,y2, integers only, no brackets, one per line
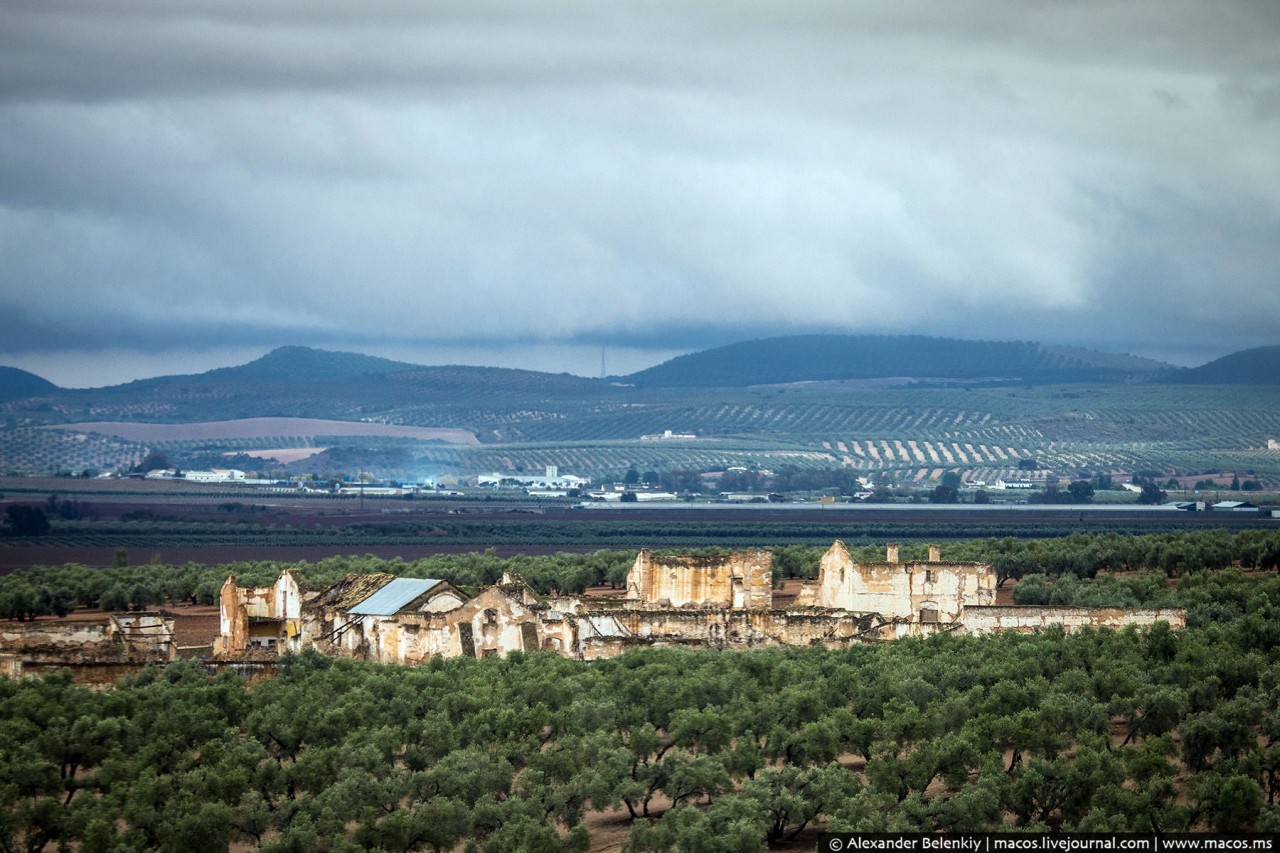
484,608,498,625
925,570,935,584
920,606,940,623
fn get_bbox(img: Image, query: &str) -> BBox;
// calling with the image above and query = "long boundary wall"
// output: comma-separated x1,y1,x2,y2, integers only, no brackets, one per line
959,606,1186,634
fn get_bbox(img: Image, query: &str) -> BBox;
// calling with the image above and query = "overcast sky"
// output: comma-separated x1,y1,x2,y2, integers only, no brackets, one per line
2,1,1278,387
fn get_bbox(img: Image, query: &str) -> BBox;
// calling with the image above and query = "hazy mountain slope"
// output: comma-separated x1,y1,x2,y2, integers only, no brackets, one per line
625,335,1173,388
19,347,608,424
1160,345,1280,385
0,366,58,402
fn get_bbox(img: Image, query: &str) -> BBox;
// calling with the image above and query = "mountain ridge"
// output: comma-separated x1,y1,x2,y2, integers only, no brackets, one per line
624,334,1176,388
1,337,1274,423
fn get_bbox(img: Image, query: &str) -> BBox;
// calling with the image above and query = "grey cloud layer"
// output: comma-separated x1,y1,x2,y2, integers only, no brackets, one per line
2,0,1278,369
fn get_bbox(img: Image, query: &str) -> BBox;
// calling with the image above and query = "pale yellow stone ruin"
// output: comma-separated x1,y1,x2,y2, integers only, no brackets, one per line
796,540,996,623
625,549,773,609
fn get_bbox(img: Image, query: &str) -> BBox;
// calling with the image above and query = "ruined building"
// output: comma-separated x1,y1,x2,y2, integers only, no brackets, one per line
213,571,304,658
299,573,562,664
626,548,773,609
0,613,175,682
796,541,996,634
207,544,1186,666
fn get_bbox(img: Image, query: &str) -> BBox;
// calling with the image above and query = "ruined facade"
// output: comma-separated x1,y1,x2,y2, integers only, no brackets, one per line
206,544,1186,666
299,574,557,664
213,570,304,658
626,549,773,609
796,541,996,625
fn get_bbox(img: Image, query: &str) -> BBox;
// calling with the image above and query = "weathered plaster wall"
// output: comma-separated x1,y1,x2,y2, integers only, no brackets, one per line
626,549,772,609
340,613,453,665
0,614,175,669
960,606,1186,634
215,576,247,656
447,586,546,659
419,591,466,613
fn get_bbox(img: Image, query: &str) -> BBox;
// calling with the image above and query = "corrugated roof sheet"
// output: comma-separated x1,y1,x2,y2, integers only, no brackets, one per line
349,578,443,615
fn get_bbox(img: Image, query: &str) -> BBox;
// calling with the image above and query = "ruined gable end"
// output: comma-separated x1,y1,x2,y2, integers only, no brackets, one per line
625,549,772,609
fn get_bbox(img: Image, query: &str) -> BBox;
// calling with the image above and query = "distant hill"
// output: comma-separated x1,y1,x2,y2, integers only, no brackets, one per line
23,346,606,424
207,345,421,382
624,335,1174,388
1160,345,1280,385
0,366,58,402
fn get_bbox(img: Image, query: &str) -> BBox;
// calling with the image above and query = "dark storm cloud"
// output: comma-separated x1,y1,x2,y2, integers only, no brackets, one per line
2,0,1278,383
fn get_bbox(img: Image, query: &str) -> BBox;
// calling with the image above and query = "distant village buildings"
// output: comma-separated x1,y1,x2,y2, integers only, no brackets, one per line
640,430,698,441
147,468,246,482
477,466,589,491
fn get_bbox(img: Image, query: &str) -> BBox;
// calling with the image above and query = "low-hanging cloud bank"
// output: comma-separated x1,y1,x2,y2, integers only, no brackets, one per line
2,1,1278,384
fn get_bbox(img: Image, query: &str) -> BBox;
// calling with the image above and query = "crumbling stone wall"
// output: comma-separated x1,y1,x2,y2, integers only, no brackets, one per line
959,606,1186,635
625,549,772,609
0,614,175,681
328,613,453,665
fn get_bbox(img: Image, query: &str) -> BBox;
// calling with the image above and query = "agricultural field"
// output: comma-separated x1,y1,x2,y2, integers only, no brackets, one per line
0,428,147,476
5,383,1279,485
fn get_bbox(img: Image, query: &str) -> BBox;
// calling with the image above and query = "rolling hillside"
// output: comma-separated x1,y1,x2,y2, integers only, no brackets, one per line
1159,345,1280,385
623,335,1174,387
10,346,610,426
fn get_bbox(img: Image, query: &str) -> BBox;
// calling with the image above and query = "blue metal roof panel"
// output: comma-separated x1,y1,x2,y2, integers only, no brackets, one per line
349,578,443,615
